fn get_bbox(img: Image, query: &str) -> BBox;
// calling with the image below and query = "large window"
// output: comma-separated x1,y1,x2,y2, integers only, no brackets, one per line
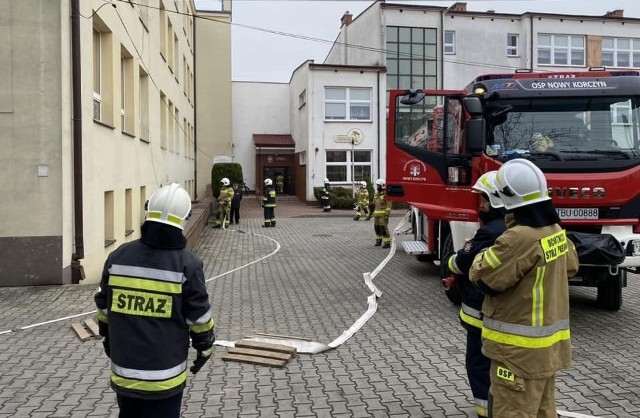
325,87,371,121
120,46,134,134
386,26,437,91
537,34,585,66
325,150,372,182
139,67,149,141
93,17,113,124
602,37,640,68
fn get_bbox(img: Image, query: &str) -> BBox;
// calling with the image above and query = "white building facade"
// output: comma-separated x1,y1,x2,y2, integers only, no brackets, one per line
232,2,640,206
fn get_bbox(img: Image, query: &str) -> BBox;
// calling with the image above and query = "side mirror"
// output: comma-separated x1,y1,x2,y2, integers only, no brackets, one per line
465,118,485,153
400,90,426,105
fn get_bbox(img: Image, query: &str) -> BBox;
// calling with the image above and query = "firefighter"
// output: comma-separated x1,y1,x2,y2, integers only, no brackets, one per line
321,178,331,212
353,181,371,221
372,178,392,248
212,177,234,228
95,183,215,418
276,172,285,194
444,171,506,418
262,178,277,227
469,159,579,418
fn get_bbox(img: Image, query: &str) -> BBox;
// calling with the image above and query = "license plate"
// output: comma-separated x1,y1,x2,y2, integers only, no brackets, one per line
557,208,599,220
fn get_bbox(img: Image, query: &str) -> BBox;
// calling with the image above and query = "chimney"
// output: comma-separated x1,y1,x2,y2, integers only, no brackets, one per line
341,11,353,27
604,9,624,18
448,2,467,12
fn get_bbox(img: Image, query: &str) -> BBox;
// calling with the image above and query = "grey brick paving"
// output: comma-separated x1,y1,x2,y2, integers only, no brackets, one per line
1,199,640,417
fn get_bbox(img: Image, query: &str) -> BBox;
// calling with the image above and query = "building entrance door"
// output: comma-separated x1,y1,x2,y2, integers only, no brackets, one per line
264,166,291,195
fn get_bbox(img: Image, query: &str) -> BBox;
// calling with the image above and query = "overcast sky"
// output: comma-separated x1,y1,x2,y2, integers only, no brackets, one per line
194,0,640,83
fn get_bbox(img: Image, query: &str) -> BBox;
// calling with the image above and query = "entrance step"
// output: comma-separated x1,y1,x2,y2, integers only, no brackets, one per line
402,240,429,255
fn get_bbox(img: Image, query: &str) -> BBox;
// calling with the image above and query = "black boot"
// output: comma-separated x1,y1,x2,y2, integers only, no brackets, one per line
375,240,382,247
271,221,276,227
353,216,360,221
382,242,391,249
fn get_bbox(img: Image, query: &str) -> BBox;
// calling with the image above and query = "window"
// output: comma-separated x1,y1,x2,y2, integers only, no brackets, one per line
612,101,632,125
386,26,437,92
299,89,306,109
139,67,149,141
160,92,167,149
93,17,113,124
507,34,519,57
325,87,371,121
537,34,585,66
174,107,180,153
167,21,174,72
159,2,167,60
120,46,134,134
104,191,115,247
602,37,640,68
138,0,149,29
139,186,147,225
325,150,372,182
125,188,133,236
173,33,179,77
444,31,455,55
93,28,102,121
299,150,307,165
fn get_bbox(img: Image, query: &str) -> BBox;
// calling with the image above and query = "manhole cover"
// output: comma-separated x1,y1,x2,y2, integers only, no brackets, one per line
311,234,333,237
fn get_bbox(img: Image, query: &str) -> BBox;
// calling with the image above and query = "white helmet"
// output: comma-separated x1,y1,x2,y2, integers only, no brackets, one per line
324,178,329,183
145,183,192,230
220,177,230,187
472,171,503,209
264,178,273,186
375,178,385,187
360,181,367,188
494,158,550,210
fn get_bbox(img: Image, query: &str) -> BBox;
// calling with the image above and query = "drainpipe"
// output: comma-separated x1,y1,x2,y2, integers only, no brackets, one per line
71,0,85,283
529,15,534,70
439,10,444,88
193,12,198,199
377,71,381,179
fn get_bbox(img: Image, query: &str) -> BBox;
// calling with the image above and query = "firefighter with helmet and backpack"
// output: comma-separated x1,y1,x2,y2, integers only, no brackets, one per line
321,178,331,212
372,178,392,248
443,171,506,418
469,159,579,418
213,178,234,228
354,181,371,221
262,178,277,227
95,183,215,418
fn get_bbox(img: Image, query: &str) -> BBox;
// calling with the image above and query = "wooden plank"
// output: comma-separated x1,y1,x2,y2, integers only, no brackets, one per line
82,319,100,337
228,347,292,361
71,322,91,342
235,339,297,354
222,353,287,368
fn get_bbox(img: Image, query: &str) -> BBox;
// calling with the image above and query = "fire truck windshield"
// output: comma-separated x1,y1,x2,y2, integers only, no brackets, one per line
486,97,640,161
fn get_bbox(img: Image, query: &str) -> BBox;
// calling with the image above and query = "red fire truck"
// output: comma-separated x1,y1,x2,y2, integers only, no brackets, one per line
387,68,640,311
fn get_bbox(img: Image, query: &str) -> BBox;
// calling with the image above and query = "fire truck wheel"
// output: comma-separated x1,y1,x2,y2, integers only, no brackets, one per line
441,233,462,306
596,269,625,311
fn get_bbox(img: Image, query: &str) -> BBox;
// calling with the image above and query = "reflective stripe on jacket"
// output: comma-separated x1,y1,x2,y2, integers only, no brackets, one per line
263,186,276,207
469,222,579,378
373,192,392,216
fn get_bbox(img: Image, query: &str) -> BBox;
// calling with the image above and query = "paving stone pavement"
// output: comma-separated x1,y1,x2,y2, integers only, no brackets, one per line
1,198,640,417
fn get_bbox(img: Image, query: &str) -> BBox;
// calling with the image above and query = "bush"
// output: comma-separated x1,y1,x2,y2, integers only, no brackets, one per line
211,163,243,198
313,186,357,210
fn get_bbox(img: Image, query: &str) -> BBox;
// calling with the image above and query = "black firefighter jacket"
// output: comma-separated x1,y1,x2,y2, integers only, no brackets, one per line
95,222,215,399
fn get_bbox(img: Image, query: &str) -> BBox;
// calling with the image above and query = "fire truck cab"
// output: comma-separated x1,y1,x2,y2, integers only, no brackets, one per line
387,69,640,311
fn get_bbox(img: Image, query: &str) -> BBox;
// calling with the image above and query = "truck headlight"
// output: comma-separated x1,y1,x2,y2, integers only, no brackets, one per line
628,239,640,257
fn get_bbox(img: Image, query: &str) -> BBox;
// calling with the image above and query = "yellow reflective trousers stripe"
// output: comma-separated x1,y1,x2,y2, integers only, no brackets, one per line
109,275,182,294
460,309,483,329
111,370,187,392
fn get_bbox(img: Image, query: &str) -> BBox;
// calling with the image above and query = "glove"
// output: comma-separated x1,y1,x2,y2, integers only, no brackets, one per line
190,347,213,374
102,338,111,359
441,275,457,290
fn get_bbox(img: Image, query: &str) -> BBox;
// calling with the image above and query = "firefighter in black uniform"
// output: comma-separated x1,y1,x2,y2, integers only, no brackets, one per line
262,178,277,227
95,183,215,418
321,178,331,212
444,171,506,418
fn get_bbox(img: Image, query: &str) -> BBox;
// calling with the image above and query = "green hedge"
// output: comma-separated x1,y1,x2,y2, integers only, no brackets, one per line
313,186,357,210
211,163,243,198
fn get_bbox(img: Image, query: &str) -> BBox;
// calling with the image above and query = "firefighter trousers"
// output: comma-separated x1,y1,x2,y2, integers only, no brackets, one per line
116,392,183,418
488,361,557,418
466,326,490,417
